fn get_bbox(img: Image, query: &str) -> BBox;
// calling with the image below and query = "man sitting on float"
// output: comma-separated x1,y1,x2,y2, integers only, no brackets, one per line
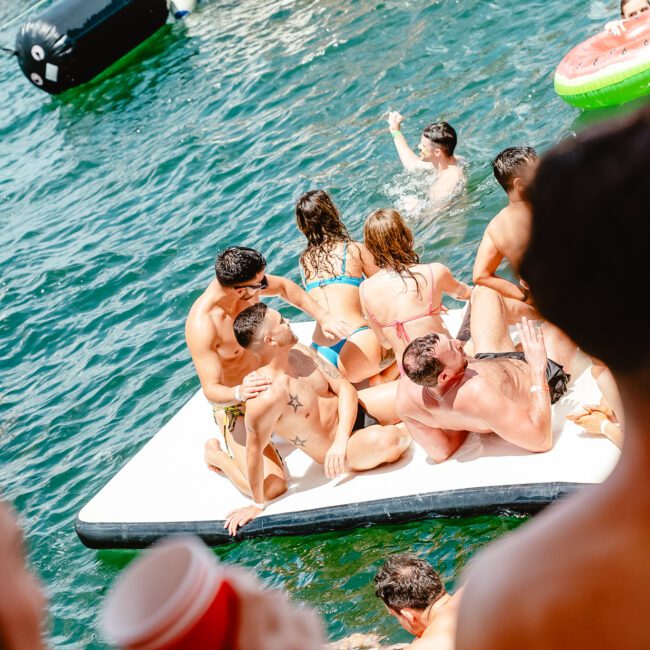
222,303,411,536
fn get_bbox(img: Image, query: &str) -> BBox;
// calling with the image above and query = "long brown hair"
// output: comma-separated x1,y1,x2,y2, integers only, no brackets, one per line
364,209,421,289
296,190,351,280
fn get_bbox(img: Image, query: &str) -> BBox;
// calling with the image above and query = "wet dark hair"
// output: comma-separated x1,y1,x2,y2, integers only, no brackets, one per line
233,303,269,348
492,146,538,193
374,554,445,611
422,122,457,156
215,247,266,287
521,106,650,377
295,189,351,281
402,334,443,387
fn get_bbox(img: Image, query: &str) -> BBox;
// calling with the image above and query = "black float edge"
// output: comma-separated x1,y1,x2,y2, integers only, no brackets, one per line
75,482,585,549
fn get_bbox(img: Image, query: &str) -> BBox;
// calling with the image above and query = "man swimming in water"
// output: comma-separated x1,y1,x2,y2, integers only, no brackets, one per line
374,554,463,650
472,147,538,313
186,246,351,503
221,302,411,535
387,111,464,203
396,286,575,462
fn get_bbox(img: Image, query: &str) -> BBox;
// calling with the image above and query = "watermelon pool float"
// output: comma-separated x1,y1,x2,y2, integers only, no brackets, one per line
554,14,650,109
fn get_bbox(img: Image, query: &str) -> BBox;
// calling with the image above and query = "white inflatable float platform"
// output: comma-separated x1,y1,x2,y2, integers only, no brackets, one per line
76,309,620,549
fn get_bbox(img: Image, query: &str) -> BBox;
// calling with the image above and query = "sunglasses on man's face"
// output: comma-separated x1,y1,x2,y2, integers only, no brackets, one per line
234,275,269,291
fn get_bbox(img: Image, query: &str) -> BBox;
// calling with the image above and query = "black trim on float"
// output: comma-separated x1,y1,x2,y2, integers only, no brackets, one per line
75,482,586,549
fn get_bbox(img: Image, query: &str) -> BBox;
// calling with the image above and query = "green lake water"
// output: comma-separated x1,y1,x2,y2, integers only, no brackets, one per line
0,0,631,647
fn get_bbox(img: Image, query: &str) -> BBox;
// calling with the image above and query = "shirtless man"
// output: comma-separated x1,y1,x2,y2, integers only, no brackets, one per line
456,106,650,650
396,286,574,462
373,554,462,650
186,246,351,502
387,111,463,203
472,146,537,309
223,303,410,535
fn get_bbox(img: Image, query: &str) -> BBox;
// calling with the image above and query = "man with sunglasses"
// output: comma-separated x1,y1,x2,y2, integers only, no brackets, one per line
186,246,352,502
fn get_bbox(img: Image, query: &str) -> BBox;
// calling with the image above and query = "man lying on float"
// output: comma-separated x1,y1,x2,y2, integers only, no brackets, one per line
223,303,411,536
397,286,575,462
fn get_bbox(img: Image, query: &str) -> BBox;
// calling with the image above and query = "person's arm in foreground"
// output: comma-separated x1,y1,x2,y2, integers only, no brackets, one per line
263,274,352,340
309,350,357,479
472,227,527,300
223,392,282,535
468,318,552,452
185,319,269,405
387,111,433,172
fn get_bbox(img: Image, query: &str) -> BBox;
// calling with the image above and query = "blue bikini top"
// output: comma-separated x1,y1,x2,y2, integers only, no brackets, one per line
301,241,364,291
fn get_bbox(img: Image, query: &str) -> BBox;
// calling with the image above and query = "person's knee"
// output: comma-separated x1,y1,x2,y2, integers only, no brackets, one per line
204,438,220,458
471,285,499,307
263,474,287,500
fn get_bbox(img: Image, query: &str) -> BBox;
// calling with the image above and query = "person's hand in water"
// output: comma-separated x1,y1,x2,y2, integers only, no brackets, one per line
388,110,404,132
605,19,626,35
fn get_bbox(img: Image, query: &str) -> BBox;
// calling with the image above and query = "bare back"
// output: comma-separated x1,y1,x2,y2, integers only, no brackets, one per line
486,203,531,272
361,264,456,360
301,241,377,346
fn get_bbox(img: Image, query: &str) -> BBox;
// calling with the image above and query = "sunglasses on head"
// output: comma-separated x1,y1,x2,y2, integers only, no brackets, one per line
234,275,269,291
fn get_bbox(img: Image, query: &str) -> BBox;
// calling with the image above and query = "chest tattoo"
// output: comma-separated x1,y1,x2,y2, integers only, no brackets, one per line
287,393,303,412
290,435,307,448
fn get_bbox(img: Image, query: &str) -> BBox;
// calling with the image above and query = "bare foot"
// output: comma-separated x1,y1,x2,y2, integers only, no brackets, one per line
204,438,228,474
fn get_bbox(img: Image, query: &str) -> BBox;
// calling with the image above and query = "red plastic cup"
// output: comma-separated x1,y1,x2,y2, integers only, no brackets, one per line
100,536,239,649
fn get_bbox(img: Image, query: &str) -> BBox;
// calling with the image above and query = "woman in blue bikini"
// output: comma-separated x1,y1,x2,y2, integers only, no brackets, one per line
295,190,397,384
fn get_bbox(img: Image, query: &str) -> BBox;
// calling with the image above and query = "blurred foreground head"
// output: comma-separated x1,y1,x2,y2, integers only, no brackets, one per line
521,106,649,384
0,500,46,650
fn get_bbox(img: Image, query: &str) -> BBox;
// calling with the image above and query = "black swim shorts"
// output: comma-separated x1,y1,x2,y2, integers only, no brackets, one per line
353,401,380,431
473,351,570,404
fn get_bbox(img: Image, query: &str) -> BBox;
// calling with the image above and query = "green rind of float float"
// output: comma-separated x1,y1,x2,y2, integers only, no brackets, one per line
554,59,650,109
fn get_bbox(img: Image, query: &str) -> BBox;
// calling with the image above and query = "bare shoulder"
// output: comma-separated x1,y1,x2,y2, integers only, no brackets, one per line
246,379,286,416
185,301,219,349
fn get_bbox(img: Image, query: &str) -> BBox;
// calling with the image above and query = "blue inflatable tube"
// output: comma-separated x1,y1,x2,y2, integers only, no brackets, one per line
15,0,169,94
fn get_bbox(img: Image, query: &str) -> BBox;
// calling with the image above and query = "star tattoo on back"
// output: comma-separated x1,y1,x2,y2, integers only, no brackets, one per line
287,394,303,412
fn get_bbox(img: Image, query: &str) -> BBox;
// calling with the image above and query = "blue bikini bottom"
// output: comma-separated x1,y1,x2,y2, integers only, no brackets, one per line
311,326,370,369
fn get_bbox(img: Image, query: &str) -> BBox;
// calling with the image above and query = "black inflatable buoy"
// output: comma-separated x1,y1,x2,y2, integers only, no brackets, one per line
15,0,170,94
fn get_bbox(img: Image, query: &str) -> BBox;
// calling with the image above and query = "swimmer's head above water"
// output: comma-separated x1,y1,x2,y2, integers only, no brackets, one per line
621,0,649,18
402,333,468,389
418,121,457,163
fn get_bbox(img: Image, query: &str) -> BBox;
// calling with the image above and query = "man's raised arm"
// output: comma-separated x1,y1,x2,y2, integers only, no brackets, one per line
263,274,351,340
388,111,433,172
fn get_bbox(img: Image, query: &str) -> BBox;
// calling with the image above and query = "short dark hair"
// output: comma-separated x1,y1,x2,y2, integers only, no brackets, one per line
491,146,538,193
402,334,443,386
233,303,269,348
374,554,445,611
422,122,457,156
215,247,266,287
521,106,649,376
